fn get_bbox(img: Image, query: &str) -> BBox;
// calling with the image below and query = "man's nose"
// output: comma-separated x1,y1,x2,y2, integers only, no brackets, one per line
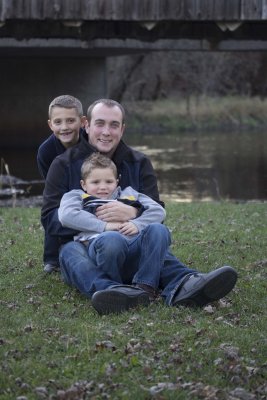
102,125,110,135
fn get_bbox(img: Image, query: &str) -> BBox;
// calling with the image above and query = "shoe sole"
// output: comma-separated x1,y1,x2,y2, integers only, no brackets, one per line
175,268,238,307
92,290,150,315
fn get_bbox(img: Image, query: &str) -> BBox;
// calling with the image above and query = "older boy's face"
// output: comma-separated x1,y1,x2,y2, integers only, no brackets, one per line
85,103,125,157
48,107,85,148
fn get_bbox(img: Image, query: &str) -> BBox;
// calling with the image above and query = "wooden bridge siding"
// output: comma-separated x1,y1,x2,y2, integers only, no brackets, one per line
1,0,267,21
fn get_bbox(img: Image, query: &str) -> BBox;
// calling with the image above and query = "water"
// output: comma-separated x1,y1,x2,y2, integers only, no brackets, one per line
1,130,266,202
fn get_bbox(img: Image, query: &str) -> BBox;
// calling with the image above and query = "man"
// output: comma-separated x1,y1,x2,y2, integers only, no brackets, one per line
41,99,237,314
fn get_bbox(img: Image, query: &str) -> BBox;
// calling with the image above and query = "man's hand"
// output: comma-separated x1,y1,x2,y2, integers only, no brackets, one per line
95,202,138,222
118,222,139,235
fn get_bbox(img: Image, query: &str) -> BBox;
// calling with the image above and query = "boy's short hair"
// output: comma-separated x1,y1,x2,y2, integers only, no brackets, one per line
81,153,118,180
87,99,125,124
48,95,83,118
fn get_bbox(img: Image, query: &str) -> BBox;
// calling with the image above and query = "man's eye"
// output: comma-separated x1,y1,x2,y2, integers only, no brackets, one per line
67,119,75,123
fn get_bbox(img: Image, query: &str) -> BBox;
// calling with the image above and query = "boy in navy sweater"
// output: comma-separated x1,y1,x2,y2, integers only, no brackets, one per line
37,94,86,272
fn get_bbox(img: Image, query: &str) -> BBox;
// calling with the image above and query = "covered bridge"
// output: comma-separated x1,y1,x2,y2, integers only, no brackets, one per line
1,0,267,146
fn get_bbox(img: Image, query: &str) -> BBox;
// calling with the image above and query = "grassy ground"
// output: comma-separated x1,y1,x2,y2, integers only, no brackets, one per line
0,203,266,400
126,96,267,133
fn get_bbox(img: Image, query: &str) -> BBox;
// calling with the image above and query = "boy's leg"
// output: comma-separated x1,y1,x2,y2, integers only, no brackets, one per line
59,241,121,298
88,232,129,283
43,231,60,272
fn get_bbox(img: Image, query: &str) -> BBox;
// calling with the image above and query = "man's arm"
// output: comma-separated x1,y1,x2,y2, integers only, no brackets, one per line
139,156,165,207
95,201,138,222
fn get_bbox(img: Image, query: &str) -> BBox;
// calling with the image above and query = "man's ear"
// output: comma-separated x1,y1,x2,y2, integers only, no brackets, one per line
80,179,86,192
84,119,90,133
81,116,87,128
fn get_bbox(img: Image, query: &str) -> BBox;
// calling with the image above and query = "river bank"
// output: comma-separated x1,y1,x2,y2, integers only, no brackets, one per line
125,95,267,133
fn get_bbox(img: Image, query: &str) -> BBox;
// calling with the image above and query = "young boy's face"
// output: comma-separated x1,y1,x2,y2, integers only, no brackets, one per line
81,168,118,199
48,107,86,148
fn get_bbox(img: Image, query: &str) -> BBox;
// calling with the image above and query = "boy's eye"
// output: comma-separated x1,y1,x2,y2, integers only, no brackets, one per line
67,119,75,123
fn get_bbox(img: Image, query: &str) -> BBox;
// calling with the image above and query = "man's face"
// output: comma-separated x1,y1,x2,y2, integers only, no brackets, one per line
85,103,125,157
48,107,85,148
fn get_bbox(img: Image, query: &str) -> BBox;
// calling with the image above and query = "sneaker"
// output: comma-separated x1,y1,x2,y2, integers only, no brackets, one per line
43,263,59,273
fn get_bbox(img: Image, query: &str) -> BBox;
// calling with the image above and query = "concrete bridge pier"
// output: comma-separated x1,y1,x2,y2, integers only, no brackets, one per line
1,56,106,147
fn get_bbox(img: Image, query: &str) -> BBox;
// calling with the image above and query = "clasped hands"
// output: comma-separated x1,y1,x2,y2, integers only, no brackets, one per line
95,201,139,235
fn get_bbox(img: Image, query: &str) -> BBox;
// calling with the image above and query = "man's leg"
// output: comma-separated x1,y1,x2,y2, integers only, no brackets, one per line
59,240,150,313
130,223,171,294
159,251,237,307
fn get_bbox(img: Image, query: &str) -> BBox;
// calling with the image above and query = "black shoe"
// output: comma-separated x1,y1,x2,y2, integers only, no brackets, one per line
43,263,59,273
172,266,238,307
91,285,151,315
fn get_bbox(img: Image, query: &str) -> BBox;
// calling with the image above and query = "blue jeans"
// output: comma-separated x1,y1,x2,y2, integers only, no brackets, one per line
87,223,171,289
59,223,197,305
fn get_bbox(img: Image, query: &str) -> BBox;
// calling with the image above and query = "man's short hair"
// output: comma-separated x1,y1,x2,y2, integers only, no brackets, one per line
86,99,125,124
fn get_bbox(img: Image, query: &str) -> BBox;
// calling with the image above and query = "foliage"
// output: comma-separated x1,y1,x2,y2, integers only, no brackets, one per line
125,96,267,133
0,203,266,399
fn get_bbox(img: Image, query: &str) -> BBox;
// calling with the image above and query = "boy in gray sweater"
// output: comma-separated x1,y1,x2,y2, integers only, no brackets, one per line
58,153,171,311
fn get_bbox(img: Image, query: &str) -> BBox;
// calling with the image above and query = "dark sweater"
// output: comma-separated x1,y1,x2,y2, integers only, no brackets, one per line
41,132,163,240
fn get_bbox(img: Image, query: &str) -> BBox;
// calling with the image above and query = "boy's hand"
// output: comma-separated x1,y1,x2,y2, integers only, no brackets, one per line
105,222,120,231
95,202,138,222
118,222,138,235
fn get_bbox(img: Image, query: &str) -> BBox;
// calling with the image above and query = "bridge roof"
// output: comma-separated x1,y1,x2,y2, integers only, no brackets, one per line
1,0,267,21
1,0,267,54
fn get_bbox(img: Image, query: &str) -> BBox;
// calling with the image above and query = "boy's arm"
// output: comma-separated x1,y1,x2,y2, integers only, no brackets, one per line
58,190,106,234
37,143,50,179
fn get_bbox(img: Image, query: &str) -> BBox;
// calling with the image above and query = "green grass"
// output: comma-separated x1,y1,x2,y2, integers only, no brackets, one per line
0,203,266,399
126,96,267,132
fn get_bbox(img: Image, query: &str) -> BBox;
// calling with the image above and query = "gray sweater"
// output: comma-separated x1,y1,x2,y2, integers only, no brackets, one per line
58,186,166,242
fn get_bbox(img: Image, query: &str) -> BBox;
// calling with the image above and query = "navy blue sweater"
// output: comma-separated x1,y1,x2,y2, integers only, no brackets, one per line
37,129,83,179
